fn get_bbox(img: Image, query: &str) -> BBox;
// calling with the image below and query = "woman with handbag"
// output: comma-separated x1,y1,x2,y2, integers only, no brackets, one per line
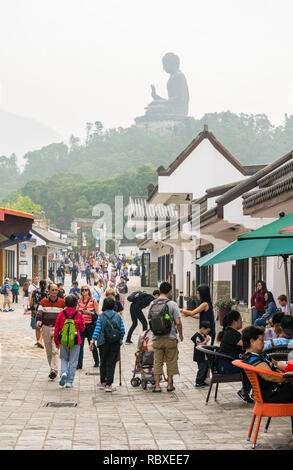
76,285,100,369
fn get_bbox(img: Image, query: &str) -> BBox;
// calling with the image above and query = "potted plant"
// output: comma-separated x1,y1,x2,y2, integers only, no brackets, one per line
215,298,235,326
184,295,199,311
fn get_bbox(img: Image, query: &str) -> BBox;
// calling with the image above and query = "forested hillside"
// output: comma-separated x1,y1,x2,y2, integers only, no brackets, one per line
2,111,293,197
2,110,293,228
3,165,157,229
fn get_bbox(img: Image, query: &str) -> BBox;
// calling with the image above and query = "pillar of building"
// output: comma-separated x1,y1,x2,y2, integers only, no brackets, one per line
173,245,184,301
149,248,159,287
0,249,4,286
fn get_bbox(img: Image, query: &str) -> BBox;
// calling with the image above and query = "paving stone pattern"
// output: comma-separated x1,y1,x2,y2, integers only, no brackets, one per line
0,274,292,450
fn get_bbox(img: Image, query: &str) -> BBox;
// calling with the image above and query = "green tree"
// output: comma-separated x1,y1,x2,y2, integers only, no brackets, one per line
5,195,44,215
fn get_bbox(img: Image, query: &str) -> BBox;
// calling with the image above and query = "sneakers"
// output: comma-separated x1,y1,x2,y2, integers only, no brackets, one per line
97,382,106,390
65,382,73,388
105,385,116,392
8,309,14,312
237,390,254,403
3,309,8,312
48,370,57,380
59,373,67,387
125,341,133,345
195,383,209,388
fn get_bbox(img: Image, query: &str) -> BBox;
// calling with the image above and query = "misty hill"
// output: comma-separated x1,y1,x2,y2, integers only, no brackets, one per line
17,111,293,183
2,110,293,206
0,108,63,161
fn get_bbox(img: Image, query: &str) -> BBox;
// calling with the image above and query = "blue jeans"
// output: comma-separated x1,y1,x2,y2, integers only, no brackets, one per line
78,323,99,367
254,317,267,327
254,302,277,327
30,316,37,330
219,362,251,394
60,344,80,383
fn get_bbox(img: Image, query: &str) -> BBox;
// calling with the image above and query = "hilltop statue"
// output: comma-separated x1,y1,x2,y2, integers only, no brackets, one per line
135,53,189,126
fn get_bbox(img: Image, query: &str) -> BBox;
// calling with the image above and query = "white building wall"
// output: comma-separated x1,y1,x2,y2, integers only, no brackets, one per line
224,198,276,231
118,245,140,257
266,256,288,301
158,139,247,200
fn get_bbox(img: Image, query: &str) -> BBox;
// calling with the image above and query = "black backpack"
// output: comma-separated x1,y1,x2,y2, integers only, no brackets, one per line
0,285,6,295
127,291,143,303
127,291,153,309
103,312,121,344
148,298,172,336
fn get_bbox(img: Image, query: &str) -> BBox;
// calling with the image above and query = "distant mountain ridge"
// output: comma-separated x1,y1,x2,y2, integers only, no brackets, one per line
0,108,63,160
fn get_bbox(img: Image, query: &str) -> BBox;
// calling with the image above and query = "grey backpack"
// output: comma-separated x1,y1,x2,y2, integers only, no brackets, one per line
148,298,172,336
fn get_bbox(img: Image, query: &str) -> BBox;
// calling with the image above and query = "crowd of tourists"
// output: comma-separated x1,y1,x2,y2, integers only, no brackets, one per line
1,252,135,391
2,261,293,404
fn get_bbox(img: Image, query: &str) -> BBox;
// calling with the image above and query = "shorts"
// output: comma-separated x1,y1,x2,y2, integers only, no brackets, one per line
153,337,179,376
3,295,11,306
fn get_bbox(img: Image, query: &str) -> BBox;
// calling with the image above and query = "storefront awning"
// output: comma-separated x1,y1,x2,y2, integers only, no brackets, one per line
0,208,34,249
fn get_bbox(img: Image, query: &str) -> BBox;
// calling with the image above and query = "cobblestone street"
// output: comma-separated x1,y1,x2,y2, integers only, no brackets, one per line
0,274,292,451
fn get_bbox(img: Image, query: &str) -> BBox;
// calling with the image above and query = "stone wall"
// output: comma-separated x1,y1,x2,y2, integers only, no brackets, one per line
237,305,252,327
212,280,230,309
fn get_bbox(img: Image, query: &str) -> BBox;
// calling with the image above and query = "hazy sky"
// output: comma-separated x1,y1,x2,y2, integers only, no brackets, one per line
1,0,293,141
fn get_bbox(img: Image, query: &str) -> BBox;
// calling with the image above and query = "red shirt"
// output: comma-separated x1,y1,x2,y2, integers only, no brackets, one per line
78,298,96,324
251,291,266,313
54,307,85,346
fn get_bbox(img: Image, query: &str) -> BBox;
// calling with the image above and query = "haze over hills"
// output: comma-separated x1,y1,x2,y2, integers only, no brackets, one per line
0,108,63,162
2,110,293,230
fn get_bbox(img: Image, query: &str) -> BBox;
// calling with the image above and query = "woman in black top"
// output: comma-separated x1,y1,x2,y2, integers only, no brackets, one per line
217,310,253,403
181,285,216,345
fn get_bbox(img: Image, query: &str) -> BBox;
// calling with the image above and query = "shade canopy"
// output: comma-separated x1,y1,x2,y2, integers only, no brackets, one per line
194,213,293,267
238,213,293,240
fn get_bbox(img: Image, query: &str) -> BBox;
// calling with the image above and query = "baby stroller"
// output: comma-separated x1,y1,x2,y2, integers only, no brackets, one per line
130,330,166,390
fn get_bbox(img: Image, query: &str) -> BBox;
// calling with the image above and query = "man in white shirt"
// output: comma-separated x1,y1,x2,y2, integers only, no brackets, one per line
278,295,293,315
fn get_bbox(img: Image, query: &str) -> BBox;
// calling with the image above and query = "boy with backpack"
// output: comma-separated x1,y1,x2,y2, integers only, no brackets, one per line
54,294,85,388
191,321,211,388
90,297,125,392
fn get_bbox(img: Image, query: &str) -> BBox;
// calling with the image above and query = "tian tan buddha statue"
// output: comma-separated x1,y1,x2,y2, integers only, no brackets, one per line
138,52,189,121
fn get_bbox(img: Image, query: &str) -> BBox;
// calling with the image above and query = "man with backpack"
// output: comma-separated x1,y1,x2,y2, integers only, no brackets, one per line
36,284,66,380
148,282,183,393
54,294,85,388
90,297,125,392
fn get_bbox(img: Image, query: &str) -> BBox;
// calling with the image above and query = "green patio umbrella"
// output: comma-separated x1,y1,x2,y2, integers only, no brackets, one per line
194,213,293,313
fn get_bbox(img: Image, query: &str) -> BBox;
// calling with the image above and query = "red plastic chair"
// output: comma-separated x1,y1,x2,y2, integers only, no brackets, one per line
233,359,293,448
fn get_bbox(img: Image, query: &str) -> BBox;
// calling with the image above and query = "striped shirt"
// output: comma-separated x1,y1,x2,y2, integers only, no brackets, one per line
36,297,66,326
78,298,96,324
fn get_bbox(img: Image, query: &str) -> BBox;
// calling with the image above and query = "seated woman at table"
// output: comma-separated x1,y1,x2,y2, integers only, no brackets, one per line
241,326,293,403
217,310,253,403
181,284,215,345
254,291,278,327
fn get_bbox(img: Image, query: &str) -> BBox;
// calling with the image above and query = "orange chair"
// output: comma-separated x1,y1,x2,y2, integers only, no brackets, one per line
232,359,293,449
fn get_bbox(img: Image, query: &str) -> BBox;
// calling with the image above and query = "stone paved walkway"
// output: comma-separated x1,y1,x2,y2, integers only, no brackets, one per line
0,274,292,450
